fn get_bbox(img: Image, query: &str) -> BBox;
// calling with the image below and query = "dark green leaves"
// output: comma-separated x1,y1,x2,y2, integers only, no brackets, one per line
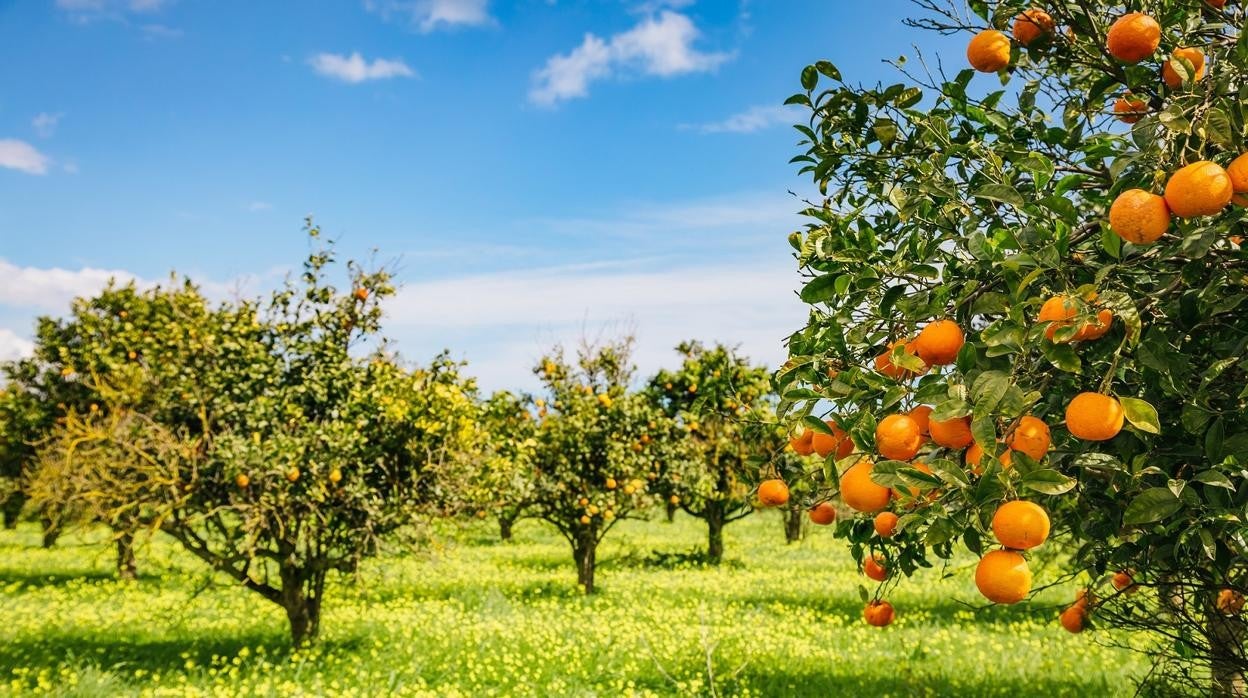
1020,469,1077,495
1122,488,1184,526
1119,397,1160,434
973,184,1025,209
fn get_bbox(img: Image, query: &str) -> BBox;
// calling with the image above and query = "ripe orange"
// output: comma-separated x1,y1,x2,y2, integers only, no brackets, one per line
992,500,1050,550
1074,309,1115,341
354,287,369,301
1037,295,1078,341
1012,9,1054,47
912,320,964,366
967,29,1011,72
286,467,301,483
908,405,933,437
809,502,837,525
1060,605,1086,633
1162,47,1206,88
328,468,343,485
966,441,1011,475
812,420,854,459
1227,152,1248,206
235,473,250,489
864,600,895,627
874,511,899,538
1109,189,1170,244
875,414,924,461
1106,13,1161,63
863,552,888,581
874,340,926,380
758,479,790,507
1112,570,1138,594
789,429,815,456
840,460,892,513
1165,161,1234,218
1074,588,1095,608
1006,416,1051,461
1113,93,1148,123
975,549,1032,604
1065,392,1124,441
1217,589,1245,615
929,415,973,449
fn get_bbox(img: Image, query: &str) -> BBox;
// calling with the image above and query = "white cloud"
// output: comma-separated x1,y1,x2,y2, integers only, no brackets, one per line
56,0,169,19
0,329,34,362
32,112,64,138
530,10,731,106
309,52,416,83
0,139,52,175
364,0,493,33
0,259,141,313
686,104,799,134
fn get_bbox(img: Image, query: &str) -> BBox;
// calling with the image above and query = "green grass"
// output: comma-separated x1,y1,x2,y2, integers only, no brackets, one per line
0,512,1148,697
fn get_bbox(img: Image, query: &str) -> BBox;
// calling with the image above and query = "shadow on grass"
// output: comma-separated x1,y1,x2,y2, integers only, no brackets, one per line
729,590,1043,625
718,666,1120,697
604,548,747,571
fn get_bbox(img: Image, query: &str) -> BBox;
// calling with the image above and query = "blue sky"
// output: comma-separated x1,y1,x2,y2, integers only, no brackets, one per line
0,0,955,390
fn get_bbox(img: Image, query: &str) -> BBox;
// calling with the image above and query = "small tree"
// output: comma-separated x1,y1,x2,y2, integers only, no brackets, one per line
471,390,539,541
29,225,478,645
645,341,772,563
774,1,1248,693
528,338,690,593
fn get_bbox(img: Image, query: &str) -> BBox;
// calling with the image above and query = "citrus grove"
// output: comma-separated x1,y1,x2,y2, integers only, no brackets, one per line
772,0,1248,693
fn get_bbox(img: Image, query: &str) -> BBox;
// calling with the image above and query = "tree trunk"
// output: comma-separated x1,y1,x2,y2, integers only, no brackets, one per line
1210,611,1247,697
2,490,25,529
706,501,725,564
116,532,137,580
40,515,59,548
499,515,514,542
571,527,597,594
783,505,805,544
665,500,677,523
280,564,325,648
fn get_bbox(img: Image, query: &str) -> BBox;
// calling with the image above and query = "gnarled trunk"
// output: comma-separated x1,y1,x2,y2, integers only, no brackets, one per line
2,489,25,529
116,532,137,580
783,505,805,544
665,499,677,523
1210,611,1247,697
706,500,725,564
40,515,59,548
499,515,514,541
280,563,326,648
571,526,598,594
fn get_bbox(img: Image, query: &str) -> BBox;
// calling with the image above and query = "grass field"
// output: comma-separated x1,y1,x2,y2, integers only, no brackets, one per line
1,512,1148,697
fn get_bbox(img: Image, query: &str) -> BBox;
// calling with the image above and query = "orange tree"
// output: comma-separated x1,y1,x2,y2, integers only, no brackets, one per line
469,389,539,540
775,1,1248,691
644,341,772,563
27,225,479,646
527,338,692,593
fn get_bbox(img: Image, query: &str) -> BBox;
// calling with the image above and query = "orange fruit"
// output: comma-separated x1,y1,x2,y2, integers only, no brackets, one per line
912,320,964,366
235,473,250,489
1065,392,1124,441
789,429,815,456
929,415,973,449
875,414,924,461
812,420,854,459
1112,570,1138,593
967,29,1011,72
1109,189,1170,244
840,459,892,513
874,511,899,538
1106,12,1161,63
863,552,888,581
1060,605,1086,633
1037,295,1078,341
975,549,1032,604
864,600,895,627
1074,588,1096,608
354,287,369,301
1217,589,1245,615
966,441,1012,475
992,500,1051,550
809,502,837,525
1113,94,1148,123
1162,47,1206,89
1074,309,1115,341
1227,152,1248,206
1165,161,1233,218
908,405,933,437
286,467,301,483
758,479,790,507
1006,416,1051,461
1207,0,1227,7
874,340,927,380
1012,9,1054,47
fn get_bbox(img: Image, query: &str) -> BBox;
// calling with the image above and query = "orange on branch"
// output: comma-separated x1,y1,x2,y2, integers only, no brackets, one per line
1006,416,1051,461
1106,12,1161,63
863,552,888,581
1060,605,1086,633
874,511,899,538
812,420,854,459
1227,152,1248,206
908,405,933,437
809,502,837,526
1113,94,1148,123
1113,570,1138,594
992,500,1050,550
789,429,815,456
1109,189,1170,244
1165,161,1233,218
1162,47,1206,88
874,340,926,380
1074,309,1115,341
1012,9,1054,47
967,29,1011,73
975,549,1032,604
1065,392,1124,441
757,479,790,507
864,600,895,627
929,415,973,449
912,319,964,366
840,459,891,513
875,414,924,461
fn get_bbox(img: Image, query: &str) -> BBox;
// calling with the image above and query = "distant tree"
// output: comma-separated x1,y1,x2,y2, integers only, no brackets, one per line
28,224,479,646
527,338,692,593
645,341,772,563
471,390,539,541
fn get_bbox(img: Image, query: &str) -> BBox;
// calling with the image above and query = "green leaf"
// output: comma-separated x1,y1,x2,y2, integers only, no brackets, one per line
800,274,841,303
974,184,1026,209
1119,397,1160,434
801,65,818,91
1020,469,1077,495
1194,470,1235,490
1122,488,1183,526
815,60,841,81
802,415,835,435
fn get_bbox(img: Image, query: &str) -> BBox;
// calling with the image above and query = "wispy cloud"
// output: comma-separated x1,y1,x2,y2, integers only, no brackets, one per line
246,201,273,212
684,104,799,134
529,10,732,107
364,0,494,33
0,259,141,312
56,0,170,20
32,112,65,138
309,52,416,83
0,139,52,175
0,329,34,362
140,23,182,38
